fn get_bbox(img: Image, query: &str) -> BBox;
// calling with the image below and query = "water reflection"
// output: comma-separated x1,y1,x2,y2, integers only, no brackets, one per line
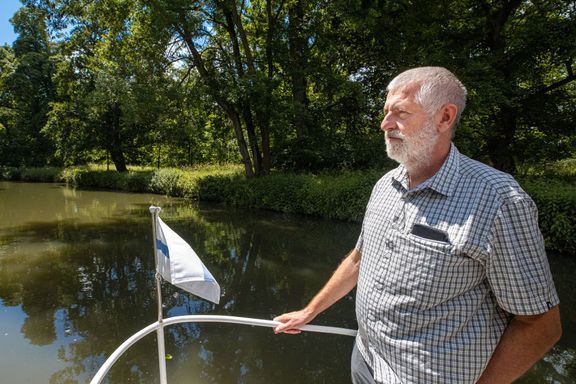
0,182,574,383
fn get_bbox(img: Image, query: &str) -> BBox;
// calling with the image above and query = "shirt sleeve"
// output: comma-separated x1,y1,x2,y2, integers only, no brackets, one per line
355,227,363,252
486,196,559,315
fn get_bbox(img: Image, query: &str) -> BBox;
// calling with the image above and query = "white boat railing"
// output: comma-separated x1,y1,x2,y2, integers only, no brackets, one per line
90,314,357,384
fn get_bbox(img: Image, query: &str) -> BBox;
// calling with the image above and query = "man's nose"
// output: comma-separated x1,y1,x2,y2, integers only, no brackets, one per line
381,114,396,132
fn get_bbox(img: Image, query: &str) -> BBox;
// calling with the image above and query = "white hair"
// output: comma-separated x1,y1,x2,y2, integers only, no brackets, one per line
387,67,467,127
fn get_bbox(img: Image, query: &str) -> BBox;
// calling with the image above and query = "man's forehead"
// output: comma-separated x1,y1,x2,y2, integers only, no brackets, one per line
387,82,420,99
384,85,419,108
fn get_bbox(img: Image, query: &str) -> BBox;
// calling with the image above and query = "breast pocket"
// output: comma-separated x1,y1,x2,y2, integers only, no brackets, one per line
386,232,484,310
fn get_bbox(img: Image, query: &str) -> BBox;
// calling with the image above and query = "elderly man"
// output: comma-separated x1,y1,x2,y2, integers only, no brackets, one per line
273,67,561,384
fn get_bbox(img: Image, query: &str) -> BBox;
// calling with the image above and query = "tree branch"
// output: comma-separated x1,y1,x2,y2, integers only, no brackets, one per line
525,64,576,103
177,65,193,87
535,73,576,96
227,0,256,74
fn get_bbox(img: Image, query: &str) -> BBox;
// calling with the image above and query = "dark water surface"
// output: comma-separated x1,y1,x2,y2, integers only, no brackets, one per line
0,182,574,383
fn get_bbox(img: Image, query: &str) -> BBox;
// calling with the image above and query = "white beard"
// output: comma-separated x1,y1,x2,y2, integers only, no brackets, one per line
385,119,439,170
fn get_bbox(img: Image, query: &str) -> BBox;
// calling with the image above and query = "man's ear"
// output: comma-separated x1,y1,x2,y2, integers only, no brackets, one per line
436,103,458,134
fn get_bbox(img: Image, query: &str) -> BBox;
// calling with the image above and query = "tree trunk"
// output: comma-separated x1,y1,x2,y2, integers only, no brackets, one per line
258,0,275,174
102,102,128,172
486,105,516,174
224,103,255,178
288,0,309,141
179,26,255,177
242,105,264,176
221,1,265,176
481,1,523,174
110,148,128,172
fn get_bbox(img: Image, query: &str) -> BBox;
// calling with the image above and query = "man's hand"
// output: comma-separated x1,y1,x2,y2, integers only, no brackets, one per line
273,308,316,334
272,249,361,335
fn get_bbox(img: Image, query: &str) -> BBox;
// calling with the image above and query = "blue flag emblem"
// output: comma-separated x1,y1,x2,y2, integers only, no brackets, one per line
156,239,170,258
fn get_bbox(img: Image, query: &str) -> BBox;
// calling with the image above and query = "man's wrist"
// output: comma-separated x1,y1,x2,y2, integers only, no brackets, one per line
302,305,318,320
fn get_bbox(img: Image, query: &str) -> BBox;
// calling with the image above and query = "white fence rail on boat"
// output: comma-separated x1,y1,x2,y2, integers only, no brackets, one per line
90,314,357,384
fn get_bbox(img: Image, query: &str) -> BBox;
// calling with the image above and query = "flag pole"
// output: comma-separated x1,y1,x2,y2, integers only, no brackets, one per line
150,206,168,384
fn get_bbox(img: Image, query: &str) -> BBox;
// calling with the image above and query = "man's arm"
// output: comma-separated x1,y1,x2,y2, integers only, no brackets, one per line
476,305,562,384
273,248,361,334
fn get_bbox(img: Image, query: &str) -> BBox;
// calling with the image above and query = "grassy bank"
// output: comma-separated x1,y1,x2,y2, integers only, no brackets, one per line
1,163,574,254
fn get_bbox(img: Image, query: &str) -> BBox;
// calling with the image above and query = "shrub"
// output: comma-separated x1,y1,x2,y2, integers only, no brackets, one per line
60,167,126,190
19,167,63,182
0,166,62,182
195,170,381,220
543,158,576,182
247,174,308,212
519,158,576,182
60,167,88,186
176,171,202,199
197,174,236,201
0,166,22,180
125,171,153,193
520,178,576,254
299,171,380,221
150,168,184,196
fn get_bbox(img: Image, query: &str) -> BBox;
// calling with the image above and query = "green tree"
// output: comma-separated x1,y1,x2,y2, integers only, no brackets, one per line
2,5,55,166
0,46,17,164
42,0,179,171
12,0,575,173
321,0,576,173
146,0,285,177
446,0,576,172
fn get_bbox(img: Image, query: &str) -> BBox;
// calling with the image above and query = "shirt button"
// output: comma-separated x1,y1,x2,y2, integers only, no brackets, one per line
385,240,395,250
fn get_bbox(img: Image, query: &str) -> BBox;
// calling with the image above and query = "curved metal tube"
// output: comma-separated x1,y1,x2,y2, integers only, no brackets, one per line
90,315,357,384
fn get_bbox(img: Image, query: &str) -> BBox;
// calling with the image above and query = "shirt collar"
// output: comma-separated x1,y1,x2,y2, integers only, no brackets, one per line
390,164,409,191
391,143,461,197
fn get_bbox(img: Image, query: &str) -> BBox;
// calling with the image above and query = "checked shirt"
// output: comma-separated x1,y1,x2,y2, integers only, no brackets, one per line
354,144,559,384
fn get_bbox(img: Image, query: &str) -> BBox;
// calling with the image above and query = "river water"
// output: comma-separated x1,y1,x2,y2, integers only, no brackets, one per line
0,181,574,383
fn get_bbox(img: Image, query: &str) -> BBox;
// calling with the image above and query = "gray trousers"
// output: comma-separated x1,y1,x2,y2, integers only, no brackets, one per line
351,343,376,384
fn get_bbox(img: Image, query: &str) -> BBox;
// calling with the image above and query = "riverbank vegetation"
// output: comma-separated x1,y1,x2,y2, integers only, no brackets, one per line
1,161,575,255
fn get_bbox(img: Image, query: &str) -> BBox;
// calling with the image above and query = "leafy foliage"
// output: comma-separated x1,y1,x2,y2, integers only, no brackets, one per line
0,0,574,176
0,6,55,166
519,158,576,183
519,178,576,254
0,165,61,181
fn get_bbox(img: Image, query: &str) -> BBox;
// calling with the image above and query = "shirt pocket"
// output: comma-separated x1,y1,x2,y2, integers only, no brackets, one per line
386,231,484,310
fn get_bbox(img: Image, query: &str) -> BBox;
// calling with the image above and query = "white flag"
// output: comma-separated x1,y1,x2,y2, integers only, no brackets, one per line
154,216,220,304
